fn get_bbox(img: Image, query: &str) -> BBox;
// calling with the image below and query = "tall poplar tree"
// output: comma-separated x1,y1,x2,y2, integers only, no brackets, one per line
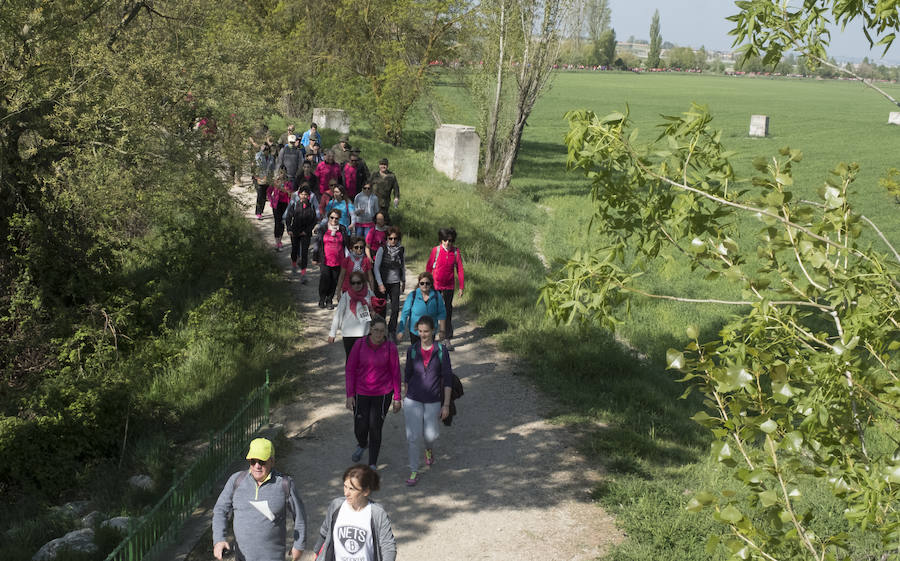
647,9,662,68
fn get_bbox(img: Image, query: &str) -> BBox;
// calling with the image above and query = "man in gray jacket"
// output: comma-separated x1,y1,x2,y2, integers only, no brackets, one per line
213,438,306,561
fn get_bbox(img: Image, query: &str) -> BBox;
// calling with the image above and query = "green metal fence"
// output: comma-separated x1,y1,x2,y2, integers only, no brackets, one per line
103,371,271,561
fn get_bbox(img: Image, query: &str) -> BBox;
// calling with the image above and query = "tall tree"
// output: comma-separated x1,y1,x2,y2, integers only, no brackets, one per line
0,0,274,497
593,28,617,66
467,0,570,190
647,9,662,68
586,0,611,42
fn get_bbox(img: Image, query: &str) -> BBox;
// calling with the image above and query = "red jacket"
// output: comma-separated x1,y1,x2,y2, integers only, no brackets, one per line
426,245,464,291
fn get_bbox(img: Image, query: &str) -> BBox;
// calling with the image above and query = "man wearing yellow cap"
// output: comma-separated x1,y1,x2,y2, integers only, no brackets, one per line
213,438,306,561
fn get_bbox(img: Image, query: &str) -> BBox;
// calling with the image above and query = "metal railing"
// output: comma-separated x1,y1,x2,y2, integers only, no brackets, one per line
104,371,270,561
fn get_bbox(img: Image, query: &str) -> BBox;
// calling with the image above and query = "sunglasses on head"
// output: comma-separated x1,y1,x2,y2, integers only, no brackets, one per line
248,458,267,466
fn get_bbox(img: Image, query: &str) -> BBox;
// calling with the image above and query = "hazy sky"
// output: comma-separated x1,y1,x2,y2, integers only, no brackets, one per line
609,0,898,63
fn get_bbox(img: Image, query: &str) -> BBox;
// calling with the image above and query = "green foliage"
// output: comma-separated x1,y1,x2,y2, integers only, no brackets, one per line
547,103,900,560
274,0,466,145
0,6,300,557
728,0,900,68
593,28,617,67
415,68,900,559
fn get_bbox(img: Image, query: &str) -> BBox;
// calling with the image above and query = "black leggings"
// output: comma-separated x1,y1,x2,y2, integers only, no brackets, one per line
343,336,362,360
353,393,394,466
255,182,268,215
290,233,311,268
382,283,402,335
440,289,455,339
273,201,288,238
319,264,341,302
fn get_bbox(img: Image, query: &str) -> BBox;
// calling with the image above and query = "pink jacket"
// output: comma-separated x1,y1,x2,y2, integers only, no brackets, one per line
316,161,342,195
426,246,465,291
345,336,401,398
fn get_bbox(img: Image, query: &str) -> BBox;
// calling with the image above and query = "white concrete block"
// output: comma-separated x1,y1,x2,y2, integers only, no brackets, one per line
433,125,480,184
749,114,769,137
889,112,900,125
311,108,350,134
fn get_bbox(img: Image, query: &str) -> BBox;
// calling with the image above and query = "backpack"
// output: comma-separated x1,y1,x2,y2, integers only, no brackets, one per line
430,245,457,273
408,342,463,398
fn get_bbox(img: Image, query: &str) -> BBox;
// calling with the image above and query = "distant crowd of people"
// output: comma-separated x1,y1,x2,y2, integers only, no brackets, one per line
212,122,468,561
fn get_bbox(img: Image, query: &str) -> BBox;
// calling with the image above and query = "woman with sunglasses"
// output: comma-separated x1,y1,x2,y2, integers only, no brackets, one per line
345,318,401,467
426,227,465,351
329,271,374,359
397,272,446,346
373,226,405,341
324,184,356,231
312,209,351,309
313,465,396,561
335,236,375,295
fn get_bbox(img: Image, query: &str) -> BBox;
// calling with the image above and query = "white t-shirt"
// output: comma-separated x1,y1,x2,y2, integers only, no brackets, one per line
333,501,374,561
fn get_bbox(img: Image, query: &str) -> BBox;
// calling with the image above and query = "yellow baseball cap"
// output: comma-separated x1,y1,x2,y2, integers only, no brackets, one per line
246,438,274,461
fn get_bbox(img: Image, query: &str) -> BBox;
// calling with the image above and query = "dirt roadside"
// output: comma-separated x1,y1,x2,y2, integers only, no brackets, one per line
175,180,622,561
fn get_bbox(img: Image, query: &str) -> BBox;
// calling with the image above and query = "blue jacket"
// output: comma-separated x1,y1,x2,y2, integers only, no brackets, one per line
397,288,446,336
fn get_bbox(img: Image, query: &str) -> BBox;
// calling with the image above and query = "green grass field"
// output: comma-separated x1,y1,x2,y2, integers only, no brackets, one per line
392,71,898,559
420,72,900,359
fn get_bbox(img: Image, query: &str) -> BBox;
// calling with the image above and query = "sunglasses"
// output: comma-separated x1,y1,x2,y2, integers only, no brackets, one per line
329,216,340,220
353,245,365,250
419,281,432,287
351,281,364,286
387,236,399,240
248,458,267,466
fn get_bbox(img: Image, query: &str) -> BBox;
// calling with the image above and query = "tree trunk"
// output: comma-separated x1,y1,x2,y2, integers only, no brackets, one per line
495,98,528,190
483,0,507,179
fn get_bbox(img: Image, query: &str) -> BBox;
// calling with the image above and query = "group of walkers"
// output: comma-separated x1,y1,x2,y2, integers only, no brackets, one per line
214,123,468,561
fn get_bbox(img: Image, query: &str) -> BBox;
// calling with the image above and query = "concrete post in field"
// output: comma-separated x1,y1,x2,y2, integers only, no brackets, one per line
889,112,900,125
311,108,350,134
749,115,769,137
433,125,480,184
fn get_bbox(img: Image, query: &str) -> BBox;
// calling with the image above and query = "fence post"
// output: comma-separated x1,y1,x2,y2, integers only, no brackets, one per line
264,369,270,426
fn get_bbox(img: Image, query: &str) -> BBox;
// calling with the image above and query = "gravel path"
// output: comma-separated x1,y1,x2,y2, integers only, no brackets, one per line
181,182,621,561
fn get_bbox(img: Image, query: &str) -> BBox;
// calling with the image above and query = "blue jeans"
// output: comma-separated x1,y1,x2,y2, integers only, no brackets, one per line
355,225,373,239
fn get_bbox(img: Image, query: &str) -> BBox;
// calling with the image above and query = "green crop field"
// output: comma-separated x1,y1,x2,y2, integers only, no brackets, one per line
397,71,898,559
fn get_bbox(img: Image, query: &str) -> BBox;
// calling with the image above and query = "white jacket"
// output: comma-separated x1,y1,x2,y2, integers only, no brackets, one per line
329,292,373,338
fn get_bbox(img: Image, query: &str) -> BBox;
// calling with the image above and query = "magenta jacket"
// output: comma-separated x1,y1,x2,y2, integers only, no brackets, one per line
346,336,401,399
426,246,465,291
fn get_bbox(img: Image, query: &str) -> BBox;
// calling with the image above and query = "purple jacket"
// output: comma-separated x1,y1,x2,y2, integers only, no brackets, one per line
404,342,453,403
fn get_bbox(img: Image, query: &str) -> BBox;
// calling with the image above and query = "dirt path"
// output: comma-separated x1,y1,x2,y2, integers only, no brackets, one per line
195,182,621,560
